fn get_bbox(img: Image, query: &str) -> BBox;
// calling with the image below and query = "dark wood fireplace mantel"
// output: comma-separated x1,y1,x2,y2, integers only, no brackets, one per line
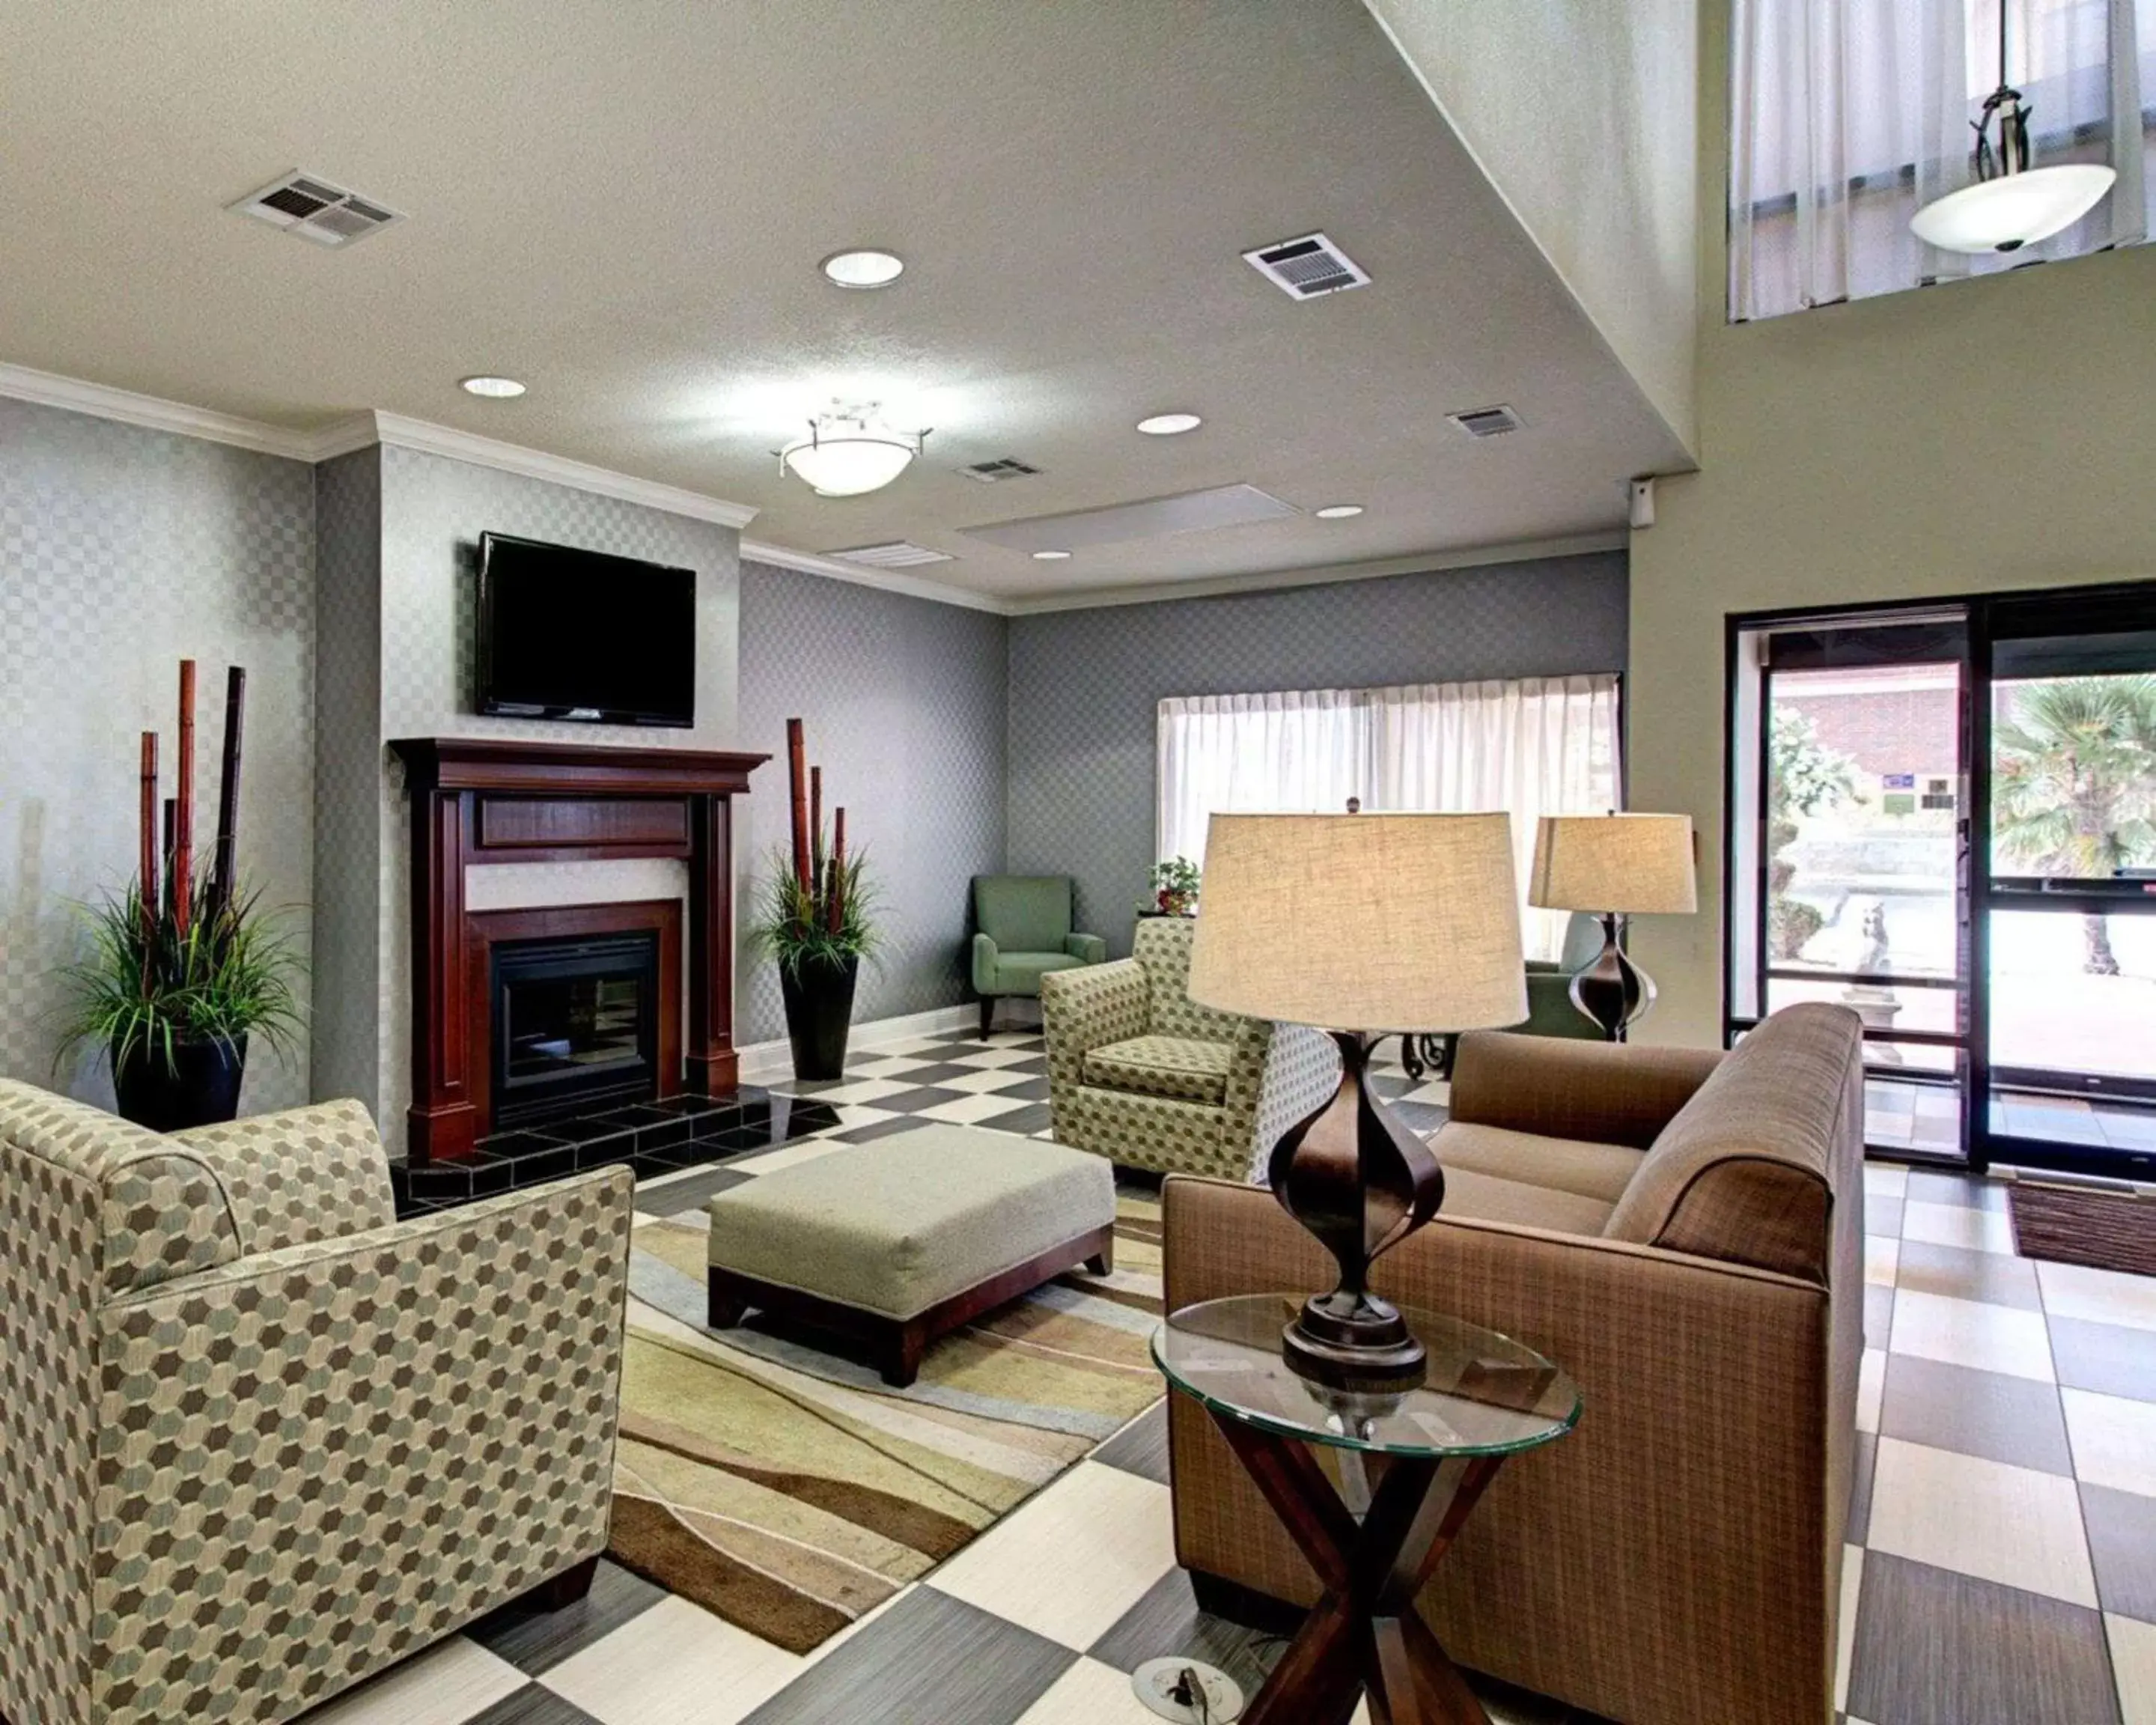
390,737,768,1163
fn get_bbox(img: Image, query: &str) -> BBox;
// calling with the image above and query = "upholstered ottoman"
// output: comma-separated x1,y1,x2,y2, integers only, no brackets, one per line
705,1124,1117,1386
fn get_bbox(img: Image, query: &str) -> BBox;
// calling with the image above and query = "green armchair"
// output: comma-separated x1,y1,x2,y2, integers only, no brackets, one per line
1039,916,1340,1182
971,874,1106,1035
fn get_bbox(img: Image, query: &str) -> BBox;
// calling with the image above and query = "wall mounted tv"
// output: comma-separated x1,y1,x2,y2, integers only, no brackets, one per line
475,532,696,727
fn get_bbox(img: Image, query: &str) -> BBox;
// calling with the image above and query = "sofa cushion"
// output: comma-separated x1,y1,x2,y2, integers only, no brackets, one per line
987,950,1090,996
1451,1032,1723,1151
1437,1165,1616,1236
1085,1035,1233,1105
705,1125,1115,1318
1602,1003,1863,1282
1434,1122,1644,1206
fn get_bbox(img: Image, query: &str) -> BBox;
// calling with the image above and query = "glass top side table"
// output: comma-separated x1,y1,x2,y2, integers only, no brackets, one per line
1152,1294,1580,1725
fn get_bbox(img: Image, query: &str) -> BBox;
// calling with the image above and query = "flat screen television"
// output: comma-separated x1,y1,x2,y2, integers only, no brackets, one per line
475,532,696,727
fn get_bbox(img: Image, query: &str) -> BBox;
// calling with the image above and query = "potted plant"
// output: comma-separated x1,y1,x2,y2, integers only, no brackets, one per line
1137,857,1202,919
750,719,879,1080
58,662,304,1129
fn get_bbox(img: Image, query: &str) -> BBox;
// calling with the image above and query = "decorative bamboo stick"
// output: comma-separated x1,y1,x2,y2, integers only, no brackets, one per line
172,660,196,937
162,798,177,916
785,717,811,896
826,807,847,934
809,765,824,897
210,665,246,922
138,731,159,988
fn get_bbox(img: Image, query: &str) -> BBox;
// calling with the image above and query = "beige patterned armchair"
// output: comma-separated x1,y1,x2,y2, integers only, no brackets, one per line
0,1080,634,1725
1040,916,1339,1181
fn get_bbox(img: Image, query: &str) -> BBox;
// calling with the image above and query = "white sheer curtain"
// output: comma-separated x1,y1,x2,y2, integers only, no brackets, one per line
1731,0,2153,320
1156,674,1622,961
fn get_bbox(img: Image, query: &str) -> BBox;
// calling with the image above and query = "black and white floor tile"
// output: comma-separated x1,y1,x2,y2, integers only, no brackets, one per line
308,1030,2154,1725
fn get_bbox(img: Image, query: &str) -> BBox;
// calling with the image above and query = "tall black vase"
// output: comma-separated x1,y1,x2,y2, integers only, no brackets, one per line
779,955,859,1081
112,1032,248,1132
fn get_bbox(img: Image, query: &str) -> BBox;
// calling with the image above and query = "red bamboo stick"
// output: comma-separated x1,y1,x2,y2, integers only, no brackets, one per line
173,660,196,937
826,807,847,934
210,665,246,922
809,765,824,902
138,731,159,987
786,718,811,895
162,798,177,915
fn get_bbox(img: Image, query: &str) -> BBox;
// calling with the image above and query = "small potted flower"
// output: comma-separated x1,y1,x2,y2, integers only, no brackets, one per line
1137,857,1202,919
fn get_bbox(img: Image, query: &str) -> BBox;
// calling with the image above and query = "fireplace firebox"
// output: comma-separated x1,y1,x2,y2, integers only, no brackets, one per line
491,931,661,1129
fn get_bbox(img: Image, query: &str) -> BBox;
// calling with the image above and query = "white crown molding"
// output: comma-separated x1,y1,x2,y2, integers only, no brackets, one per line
738,538,1011,615
0,362,326,460
999,529,1630,615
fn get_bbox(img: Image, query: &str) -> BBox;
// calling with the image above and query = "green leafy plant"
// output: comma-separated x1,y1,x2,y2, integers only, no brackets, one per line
749,836,880,979
58,868,304,1077
1766,707,1858,961
1139,856,1202,918
1994,674,2156,975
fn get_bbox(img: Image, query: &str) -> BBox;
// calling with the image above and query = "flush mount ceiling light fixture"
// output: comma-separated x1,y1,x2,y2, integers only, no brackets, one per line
1909,4,2115,253
1314,504,1364,519
778,403,930,496
1032,550,1072,561
820,249,905,288
1136,412,1202,436
460,375,527,398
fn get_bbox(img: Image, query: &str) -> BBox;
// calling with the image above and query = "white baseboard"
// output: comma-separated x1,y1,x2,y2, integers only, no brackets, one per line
736,1000,1038,1083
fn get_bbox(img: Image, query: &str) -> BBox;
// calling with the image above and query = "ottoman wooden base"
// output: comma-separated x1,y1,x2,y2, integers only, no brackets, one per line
707,1224,1113,1387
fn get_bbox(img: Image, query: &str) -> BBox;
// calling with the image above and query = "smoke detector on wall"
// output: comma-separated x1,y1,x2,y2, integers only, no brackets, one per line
1242,232,1370,300
230,171,404,246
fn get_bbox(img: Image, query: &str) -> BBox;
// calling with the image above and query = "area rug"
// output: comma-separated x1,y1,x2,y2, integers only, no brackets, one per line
605,1188,1166,1653
2009,1181,2156,1278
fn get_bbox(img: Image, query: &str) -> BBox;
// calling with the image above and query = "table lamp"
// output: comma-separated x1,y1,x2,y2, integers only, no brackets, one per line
1188,812,1527,1385
1528,813,1697,1041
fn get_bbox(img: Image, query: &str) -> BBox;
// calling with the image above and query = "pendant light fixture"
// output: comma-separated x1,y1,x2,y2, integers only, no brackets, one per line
1910,1,2115,255
778,403,930,497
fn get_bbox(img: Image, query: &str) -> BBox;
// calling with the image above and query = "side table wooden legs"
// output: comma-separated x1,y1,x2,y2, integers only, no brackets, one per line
1210,1411,1505,1725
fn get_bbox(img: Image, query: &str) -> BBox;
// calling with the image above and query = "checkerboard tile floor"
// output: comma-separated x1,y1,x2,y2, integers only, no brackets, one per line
299,1031,2155,1725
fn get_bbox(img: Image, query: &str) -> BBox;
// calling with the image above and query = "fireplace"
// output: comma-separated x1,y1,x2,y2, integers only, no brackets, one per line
463,898,684,1146
491,929,661,1130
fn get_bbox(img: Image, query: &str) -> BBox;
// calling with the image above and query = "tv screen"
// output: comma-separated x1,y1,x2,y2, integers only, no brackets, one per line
476,532,696,727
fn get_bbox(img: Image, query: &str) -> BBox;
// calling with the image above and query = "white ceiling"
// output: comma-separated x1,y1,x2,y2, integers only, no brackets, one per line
0,1,1690,599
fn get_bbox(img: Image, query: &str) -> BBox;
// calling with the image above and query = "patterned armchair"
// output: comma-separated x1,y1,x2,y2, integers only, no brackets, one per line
1040,916,1339,1181
0,1080,634,1725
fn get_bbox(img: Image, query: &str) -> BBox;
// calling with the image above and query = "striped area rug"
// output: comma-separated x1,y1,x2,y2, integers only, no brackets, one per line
606,1190,1166,1653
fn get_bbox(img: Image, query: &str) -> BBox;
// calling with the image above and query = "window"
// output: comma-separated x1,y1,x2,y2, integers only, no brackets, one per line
1156,674,1621,960
1730,0,2155,320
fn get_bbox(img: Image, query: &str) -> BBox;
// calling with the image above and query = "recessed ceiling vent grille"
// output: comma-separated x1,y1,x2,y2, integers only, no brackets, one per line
1242,232,1370,300
959,457,1042,484
1448,404,1525,438
830,541,954,569
230,171,404,247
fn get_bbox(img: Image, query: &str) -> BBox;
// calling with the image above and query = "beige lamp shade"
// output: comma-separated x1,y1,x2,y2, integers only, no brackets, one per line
1529,813,1698,915
1187,812,1527,1032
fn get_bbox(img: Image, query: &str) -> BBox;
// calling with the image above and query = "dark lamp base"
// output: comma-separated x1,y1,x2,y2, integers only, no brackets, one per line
1571,910,1657,1041
1283,1291,1428,1387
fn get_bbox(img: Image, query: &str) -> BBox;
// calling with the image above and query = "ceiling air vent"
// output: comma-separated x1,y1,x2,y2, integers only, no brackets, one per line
830,541,954,569
230,171,404,247
959,457,1043,484
1242,232,1370,300
1448,404,1525,439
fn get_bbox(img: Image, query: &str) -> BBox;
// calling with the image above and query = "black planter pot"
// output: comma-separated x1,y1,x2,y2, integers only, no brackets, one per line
111,1032,248,1132
779,955,859,1081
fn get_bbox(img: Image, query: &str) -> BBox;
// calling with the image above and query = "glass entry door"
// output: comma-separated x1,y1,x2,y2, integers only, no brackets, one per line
1976,591,2156,1177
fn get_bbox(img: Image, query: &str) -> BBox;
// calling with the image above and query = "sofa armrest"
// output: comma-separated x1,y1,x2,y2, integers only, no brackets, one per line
1161,1173,1851,1725
1040,958,1148,1101
1064,931,1107,965
971,931,1001,995
1449,1031,1723,1150
94,1168,633,1724
174,1098,395,1253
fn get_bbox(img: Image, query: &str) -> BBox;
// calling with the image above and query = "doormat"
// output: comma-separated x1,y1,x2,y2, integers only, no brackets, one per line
2009,1181,2156,1280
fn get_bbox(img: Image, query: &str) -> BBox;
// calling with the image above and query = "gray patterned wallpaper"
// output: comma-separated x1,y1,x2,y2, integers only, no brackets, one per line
1006,553,1630,955
735,561,1008,1044
0,396,316,1112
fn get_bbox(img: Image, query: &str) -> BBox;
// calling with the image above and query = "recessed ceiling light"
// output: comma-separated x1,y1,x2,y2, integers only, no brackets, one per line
1314,504,1364,520
1136,412,1202,436
820,249,904,288
460,375,526,399
1032,550,1073,561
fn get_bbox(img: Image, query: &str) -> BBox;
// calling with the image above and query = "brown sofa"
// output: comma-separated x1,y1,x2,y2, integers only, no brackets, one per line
1163,1003,1865,1725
